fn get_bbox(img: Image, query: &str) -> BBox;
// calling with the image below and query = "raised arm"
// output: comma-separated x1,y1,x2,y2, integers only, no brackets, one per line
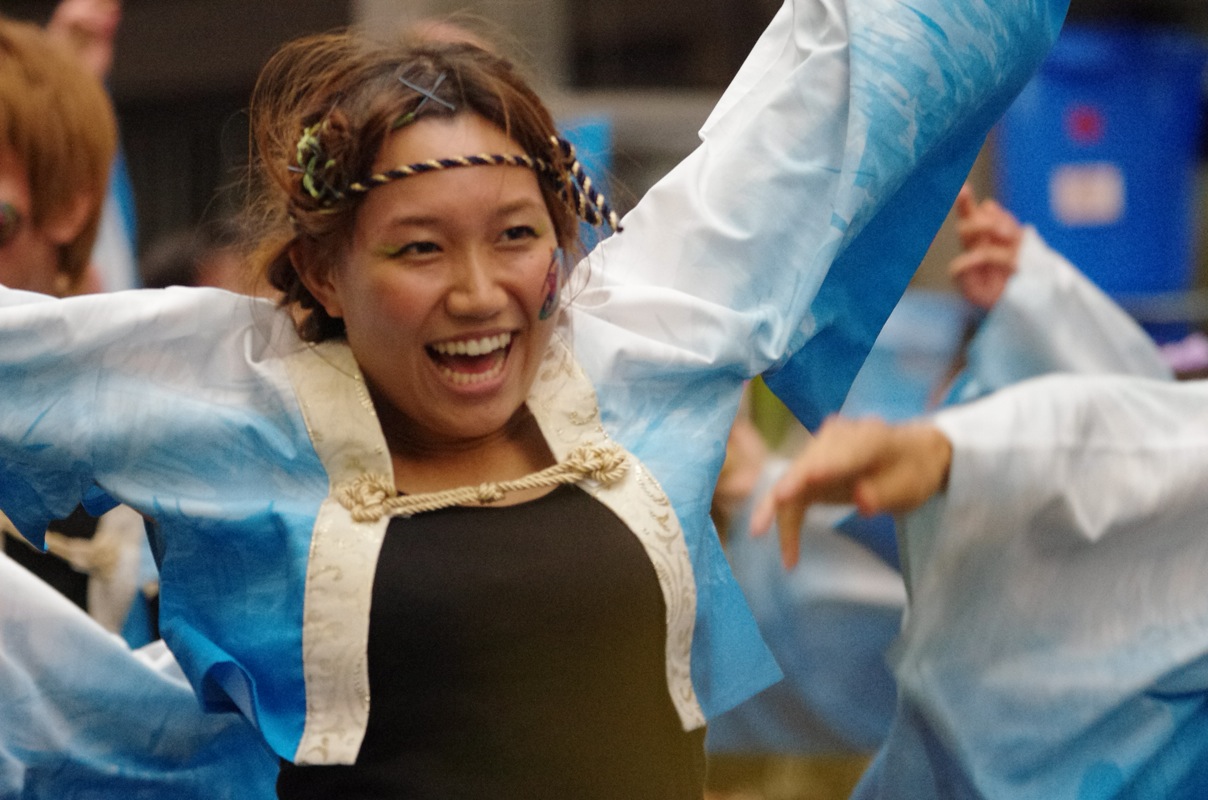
0,287,315,546
943,186,1172,404
575,0,1069,428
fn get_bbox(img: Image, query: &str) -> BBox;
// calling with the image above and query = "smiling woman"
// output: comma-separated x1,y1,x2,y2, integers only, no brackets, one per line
295,114,563,485
0,1,1068,798
244,44,713,795
249,38,617,504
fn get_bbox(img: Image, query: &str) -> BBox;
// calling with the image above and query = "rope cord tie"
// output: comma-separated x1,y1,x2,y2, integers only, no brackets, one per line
336,441,629,523
347,153,551,195
292,119,623,233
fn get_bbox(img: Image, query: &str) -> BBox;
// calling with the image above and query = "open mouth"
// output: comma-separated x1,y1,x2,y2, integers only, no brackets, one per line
427,332,513,386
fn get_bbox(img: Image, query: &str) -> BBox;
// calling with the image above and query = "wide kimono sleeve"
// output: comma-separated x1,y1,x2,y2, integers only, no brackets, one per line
0,287,322,546
0,287,99,542
574,0,1070,431
857,374,1208,798
566,0,1068,719
0,552,279,799
944,226,1173,404
0,286,334,760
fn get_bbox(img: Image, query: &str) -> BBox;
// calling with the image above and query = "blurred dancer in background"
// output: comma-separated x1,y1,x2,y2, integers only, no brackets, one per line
706,183,1170,800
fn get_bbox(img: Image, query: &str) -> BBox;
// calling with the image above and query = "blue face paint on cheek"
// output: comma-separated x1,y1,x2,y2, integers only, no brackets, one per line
538,248,562,320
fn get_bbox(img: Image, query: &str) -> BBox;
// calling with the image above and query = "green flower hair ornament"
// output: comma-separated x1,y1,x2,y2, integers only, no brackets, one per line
290,122,344,209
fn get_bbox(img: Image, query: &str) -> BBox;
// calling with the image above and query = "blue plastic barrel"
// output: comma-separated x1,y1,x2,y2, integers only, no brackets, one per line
994,25,1207,341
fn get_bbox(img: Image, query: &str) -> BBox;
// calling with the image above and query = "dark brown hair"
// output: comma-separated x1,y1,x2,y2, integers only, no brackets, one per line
245,30,580,341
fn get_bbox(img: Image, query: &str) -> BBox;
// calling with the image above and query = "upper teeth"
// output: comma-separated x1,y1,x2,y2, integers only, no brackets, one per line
431,333,512,356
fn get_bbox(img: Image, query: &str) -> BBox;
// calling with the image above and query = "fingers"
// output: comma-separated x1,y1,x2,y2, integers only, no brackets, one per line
950,195,1022,309
950,268,1011,311
751,418,953,569
751,489,808,570
980,200,1023,246
955,195,1023,252
953,183,976,221
950,239,1017,309
948,245,1017,281
752,416,893,568
750,491,776,537
956,208,1014,249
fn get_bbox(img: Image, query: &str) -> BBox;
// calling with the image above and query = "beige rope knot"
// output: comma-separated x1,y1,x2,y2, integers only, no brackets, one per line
562,442,628,484
336,441,629,523
336,476,397,523
472,483,507,504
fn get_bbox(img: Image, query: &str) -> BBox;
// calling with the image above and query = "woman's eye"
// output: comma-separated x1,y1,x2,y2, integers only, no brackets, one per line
378,241,440,258
404,241,442,256
500,225,538,243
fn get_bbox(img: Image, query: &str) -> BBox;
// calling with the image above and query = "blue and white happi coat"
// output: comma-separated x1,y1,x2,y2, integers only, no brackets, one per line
855,372,1208,800
841,231,1198,800
707,226,1170,759
0,0,1065,791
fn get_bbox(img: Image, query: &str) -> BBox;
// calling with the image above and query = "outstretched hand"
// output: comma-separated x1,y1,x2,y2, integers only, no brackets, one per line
949,183,1023,310
750,416,953,568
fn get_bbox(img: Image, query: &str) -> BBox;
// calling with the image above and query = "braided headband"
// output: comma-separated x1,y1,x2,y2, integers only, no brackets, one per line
292,128,622,232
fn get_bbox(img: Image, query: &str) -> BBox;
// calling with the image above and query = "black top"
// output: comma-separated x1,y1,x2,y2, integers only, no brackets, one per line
278,484,704,799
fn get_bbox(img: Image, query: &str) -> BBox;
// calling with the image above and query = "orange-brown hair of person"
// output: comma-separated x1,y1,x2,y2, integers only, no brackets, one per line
0,16,117,286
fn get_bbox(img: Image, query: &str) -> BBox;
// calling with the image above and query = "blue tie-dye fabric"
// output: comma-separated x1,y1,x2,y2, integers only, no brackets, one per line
572,0,1066,718
0,288,324,762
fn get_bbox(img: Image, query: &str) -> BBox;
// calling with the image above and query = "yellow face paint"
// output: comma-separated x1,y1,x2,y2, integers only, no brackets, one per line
374,244,404,258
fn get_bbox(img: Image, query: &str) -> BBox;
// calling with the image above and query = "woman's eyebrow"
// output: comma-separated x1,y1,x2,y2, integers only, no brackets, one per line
490,197,546,218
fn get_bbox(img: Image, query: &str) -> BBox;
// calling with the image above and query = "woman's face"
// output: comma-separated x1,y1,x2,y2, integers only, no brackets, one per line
312,113,561,453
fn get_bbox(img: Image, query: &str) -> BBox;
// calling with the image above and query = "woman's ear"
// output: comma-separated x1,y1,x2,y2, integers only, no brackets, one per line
43,190,96,247
290,241,344,319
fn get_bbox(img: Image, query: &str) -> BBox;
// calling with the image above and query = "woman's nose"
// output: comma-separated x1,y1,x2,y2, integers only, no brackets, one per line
445,252,507,318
